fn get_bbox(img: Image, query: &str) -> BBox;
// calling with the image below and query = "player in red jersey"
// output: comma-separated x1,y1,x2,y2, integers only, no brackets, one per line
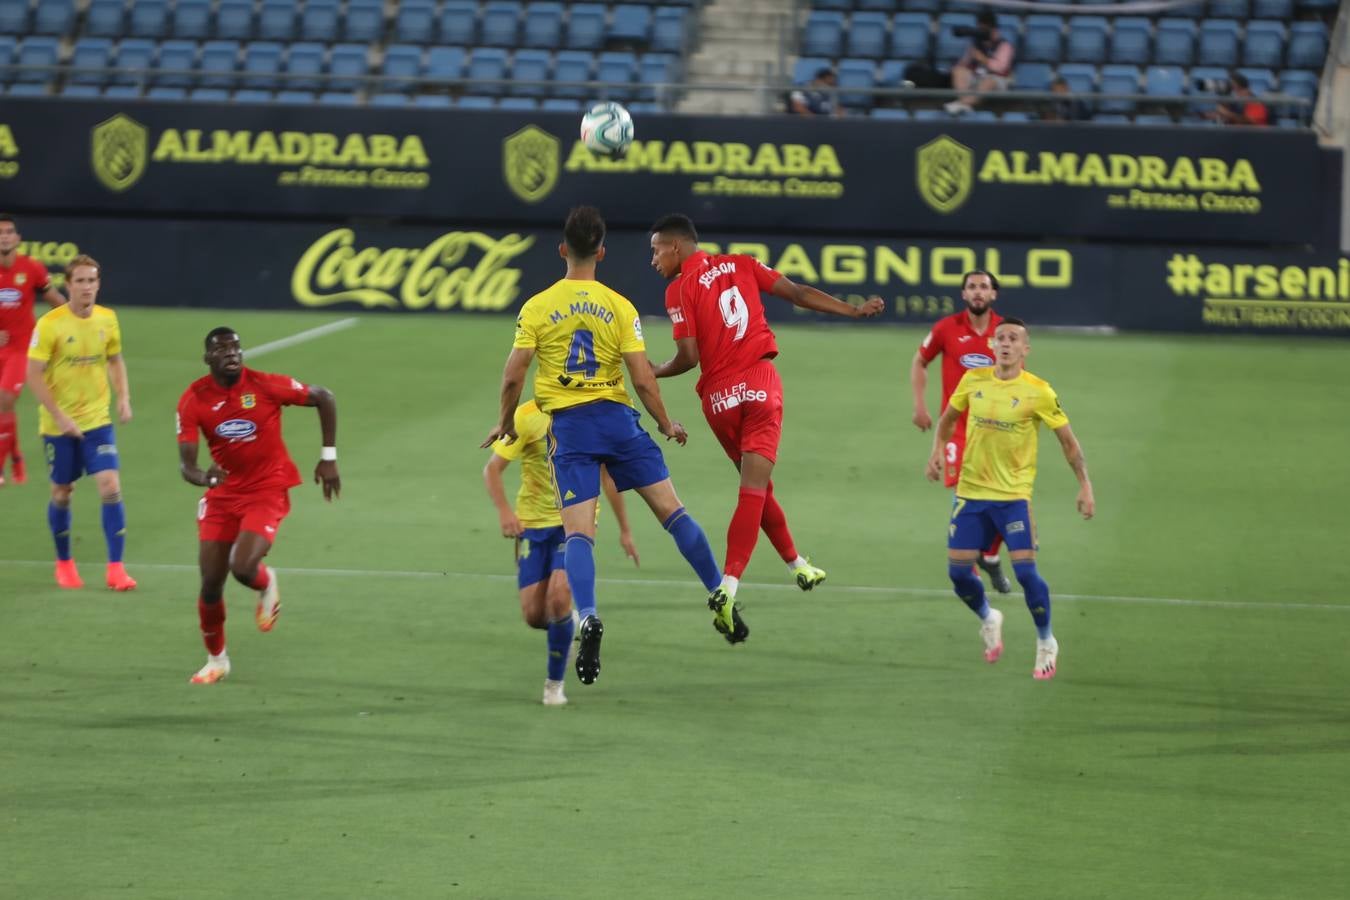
909,270,1011,592
176,327,340,684
0,214,67,485
649,213,884,633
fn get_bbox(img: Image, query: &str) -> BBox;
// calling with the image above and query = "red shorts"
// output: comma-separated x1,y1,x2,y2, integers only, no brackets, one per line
943,417,969,489
197,488,291,544
700,359,784,464
0,347,28,396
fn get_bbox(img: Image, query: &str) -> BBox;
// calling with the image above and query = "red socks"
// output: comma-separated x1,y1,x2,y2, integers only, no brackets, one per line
760,481,799,564
985,535,1003,560
725,487,768,579
0,410,15,467
251,563,271,591
197,598,226,656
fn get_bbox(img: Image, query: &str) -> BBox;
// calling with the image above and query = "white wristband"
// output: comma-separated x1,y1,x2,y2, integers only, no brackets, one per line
320,447,337,461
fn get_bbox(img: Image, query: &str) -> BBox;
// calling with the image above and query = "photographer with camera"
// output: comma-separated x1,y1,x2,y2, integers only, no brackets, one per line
945,10,1014,116
1200,72,1269,127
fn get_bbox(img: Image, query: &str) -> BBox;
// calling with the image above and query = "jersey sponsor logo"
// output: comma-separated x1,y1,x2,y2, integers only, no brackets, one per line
91,114,149,193
667,307,685,324
215,418,258,440
503,125,561,203
0,287,20,307
960,352,994,368
632,316,643,341
241,393,256,409
708,382,769,415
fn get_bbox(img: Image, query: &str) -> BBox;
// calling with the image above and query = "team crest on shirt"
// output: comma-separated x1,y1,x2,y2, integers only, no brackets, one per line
14,273,26,285
241,393,256,409
1011,397,1021,408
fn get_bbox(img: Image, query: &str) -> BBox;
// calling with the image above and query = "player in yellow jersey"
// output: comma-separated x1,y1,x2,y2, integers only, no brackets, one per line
482,207,725,689
484,399,639,706
926,318,1094,680
25,255,136,591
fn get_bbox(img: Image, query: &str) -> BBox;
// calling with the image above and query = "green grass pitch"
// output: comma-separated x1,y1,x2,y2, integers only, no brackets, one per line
2,309,1347,899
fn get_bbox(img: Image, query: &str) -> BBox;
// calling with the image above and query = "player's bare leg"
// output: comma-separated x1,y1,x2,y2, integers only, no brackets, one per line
1009,548,1057,679
949,548,1004,663
191,541,232,684
230,530,278,632
94,470,135,591
49,482,82,588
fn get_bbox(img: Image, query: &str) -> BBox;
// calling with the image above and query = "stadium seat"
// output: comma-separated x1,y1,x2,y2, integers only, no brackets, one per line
1243,21,1285,68
792,57,829,87
650,7,688,53
847,12,889,59
129,0,169,38
610,5,652,46
1154,19,1197,67
189,87,229,101
1236,67,1275,94
890,13,930,61
396,0,436,43
900,0,940,12
69,38,113,87
424,46,467,86
173,0,212,40
102,84,141,97
1187,64,1228,113
468,47,508,97
6,83,50,96
1145,65,1186,96
870,108,910,120
413,94,453,108
802,11,845,58
567,4,607,50
1098,63,1141,113
1168,0,1207,16
552,49,593,99
1135,113,1174,124
242,41,284,89
811,0,850,9
1207,0,1250,16
33,0,75,36
596,50,637,102
1250,0,1292,17
438,0,477,45
85,0,126,38
111,38,155,86
1286,22,1327,69
155,39,197,88
381,44,421,92
936,14,977,63
216,0,254,40
510,47,550,97
995,14,1021,56
284,42,324,92
541,97,582,111
370,92,410,107
499,97,538,110
328,43,367,92
258,0,296,42
457,95,493,108
637,52,678,103
199,39,239,89
523,3,564,49
1197,20,1241,68
1057,62,1097,95
0,35,14,83
857,0,897,10
1065,16,1108,64
1022,15,1064,64
276,90,316,104
1108,18,1151,66
318,91,358,105
1278,68,1317,101
836,57,875,109
146,86,187,99
344,0,384,43
300,0,340,43
1001,110,1032,121
481,2,522,48
60,83,101,97
876,58,907,88
966,110,997,121
912,108,946,120
0,2,29,35
1092,112,1129,122
1012,61,1054,91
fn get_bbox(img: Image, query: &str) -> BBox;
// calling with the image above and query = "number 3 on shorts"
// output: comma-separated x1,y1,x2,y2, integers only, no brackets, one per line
945,441,959,464
198,497,208,521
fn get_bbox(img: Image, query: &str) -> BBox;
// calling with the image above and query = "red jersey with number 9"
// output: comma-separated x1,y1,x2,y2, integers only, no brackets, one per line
176,367,310,495
664,250,783,397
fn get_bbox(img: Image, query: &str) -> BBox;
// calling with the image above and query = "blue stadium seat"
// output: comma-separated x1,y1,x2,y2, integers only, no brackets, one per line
481,2,521,48
147,86,187,99
328,43,367,92
900,0,940,12
637,52,677,102
0,3,29,35
1187,65,1229,113
792,57,829,86
876,58,907,88
552,49,593,98
510,47,550,97
836,57,875,109
1197,20,1241,68
567,4,607,50
1207,0,1250,16
1250,0,1292,17
1295,0,1335,8
216,0,254,40
890,13,930,61
597,50,637,101
129,0,169,38
1278,68,1317,101
370,92,410,107
847,12,889,59
1145,65,1186,96
802,11,844,58
1154,19,1197,67
70,38,113,86
413,94,453,108
6,83,50,96
1022,16,1063,64
912,108,946,120
1236,67,1275,94
1012,61,1054,91
1065,16,1108,64
396,0,436,43
936,14,977,63
1110,18,1151,66
1057,62,1097,95
85,0,126,38
173,0,212,39
258,0,296,42
199,39,239,89
155,40,198,88
276,90,316,104
1001,110,1032,122
424,45,467,84
468,47,508,96
300,0,340,43
650,7,687,53
33,0,75,36
242,41,283,89
541,97,582,111
60,84,102,97
995,14,1021,57
1136,113,1174,124
111,38,155,86
1243,21,1285,68
857,0,898,10
523,3,564,48
381,44,421,92
457,95,493,108
189,87,228,101
1168,0,1207,16
499,97,538,110
1098,63,1141,113
1286,22,1327,69
344,0,384,43
1092,113,1129,123
870,108,910,120
966,110,997,121
610,5,652,46
0,35,14,84
285,42,325,92
318,91,358,105
232,88,271,102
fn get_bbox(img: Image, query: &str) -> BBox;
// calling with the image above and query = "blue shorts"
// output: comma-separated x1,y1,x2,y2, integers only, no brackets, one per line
949,497,1037,553
548,400,669,508
44,424,119,485
517,526,565,589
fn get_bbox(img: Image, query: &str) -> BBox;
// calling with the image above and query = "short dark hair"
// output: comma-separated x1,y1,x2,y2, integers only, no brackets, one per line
205,326,237,350
650,213,698,242
814,67,835,81
1230,71,1250,90
563,206,606,259
961,270,1000,291
977,9,997,28
0,213,16,229
998,316,1028,332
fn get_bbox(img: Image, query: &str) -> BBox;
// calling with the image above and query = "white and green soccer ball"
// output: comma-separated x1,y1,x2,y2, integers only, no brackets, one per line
580,102,634,157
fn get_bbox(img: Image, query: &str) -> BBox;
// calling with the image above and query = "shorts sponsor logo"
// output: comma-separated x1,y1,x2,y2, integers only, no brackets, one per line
216,418,257,440
96,443,117,456
0,287,20,307
1007,520,1026,534
709,382,769,414
960,352,994,368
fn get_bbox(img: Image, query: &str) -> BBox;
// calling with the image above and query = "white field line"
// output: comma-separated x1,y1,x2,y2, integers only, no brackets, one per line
245,318,359,359
1,560,1344,613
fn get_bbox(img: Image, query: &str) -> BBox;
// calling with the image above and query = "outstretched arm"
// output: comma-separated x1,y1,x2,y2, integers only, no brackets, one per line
623,351,686,445
304,384,340,500
652,336,699,379
1054,424,1094,519
926,405,962,482
481,347,533,447
483,454,522,538
601,465,639,567
909,349,933,431
768,275,885,319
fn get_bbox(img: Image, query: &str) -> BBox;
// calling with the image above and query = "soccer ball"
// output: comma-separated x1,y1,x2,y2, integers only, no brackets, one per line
580,102,634,157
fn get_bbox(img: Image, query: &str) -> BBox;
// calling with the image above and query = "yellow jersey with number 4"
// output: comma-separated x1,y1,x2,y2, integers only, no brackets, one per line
948,367,1069,501
27,304,122,436
513,278,644,413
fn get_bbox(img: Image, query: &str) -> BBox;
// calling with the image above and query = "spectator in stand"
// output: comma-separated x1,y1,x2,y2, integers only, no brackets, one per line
790,67,843,117
1041,77,1091,122
945,10,1015,116
1205,72,1269,127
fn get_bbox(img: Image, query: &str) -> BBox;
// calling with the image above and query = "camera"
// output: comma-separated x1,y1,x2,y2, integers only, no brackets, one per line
953,25,993,40
1194,77,1232,94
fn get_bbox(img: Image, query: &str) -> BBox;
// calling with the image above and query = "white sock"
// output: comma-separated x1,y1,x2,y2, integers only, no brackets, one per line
209,650,228,663
982,554,1000,565
720,575,739,596
788,556,808,572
